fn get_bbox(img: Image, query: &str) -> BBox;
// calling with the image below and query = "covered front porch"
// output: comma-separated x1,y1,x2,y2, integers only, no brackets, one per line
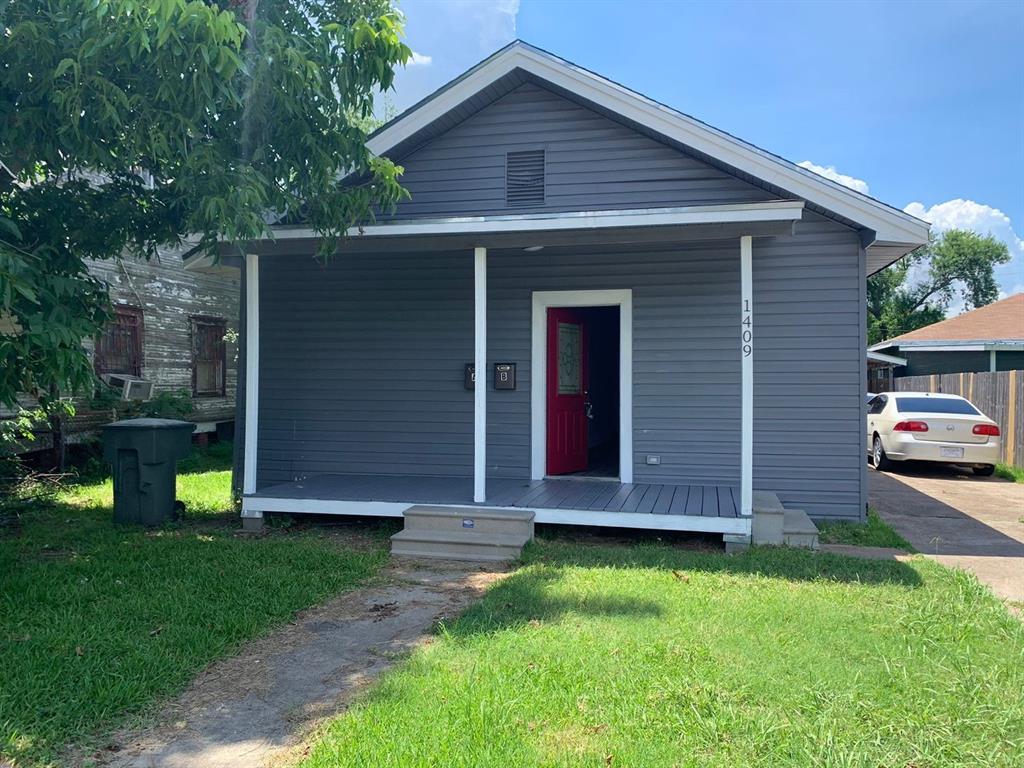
227,199,824,542
243,474,748,535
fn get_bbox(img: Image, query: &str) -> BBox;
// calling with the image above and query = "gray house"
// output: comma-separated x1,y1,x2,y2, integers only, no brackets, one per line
193,42,929,544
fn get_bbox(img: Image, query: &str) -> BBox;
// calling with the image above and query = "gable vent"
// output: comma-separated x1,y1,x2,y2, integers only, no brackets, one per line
506,150,545,206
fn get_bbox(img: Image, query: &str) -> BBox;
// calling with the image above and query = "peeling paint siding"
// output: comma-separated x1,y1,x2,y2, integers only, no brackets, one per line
1,247,240,443
85,245,240,426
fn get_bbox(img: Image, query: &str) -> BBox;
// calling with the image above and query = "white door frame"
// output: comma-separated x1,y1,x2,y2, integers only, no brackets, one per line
531,289,633,482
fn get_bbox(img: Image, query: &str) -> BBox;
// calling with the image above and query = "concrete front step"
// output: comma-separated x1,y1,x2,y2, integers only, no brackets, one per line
748,491,819,550
402,505,535,537
782,508,819,549
753,490,785,513
390,529,531,562
751,491,785,546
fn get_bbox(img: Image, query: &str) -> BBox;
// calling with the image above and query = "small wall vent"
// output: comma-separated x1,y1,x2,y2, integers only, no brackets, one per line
506,149,545,206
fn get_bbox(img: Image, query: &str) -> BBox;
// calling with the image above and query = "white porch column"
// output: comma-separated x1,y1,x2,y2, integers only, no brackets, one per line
990,349,997,372
243,253,260,496
474,247,487,503
740,236,753,516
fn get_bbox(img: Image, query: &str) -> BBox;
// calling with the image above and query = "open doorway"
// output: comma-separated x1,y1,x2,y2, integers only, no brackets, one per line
545,305,620,478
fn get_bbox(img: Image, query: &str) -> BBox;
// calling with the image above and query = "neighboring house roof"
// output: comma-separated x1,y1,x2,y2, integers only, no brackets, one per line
870,293,1024,352
366,41,929,271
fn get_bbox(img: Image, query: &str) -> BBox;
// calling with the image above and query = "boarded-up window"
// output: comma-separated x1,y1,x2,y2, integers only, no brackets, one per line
95,305,144,377
191,316,226,396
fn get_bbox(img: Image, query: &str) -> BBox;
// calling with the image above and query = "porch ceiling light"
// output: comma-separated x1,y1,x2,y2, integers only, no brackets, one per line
523,245,544,252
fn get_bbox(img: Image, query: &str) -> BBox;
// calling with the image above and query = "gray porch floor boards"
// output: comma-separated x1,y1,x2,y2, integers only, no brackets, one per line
252,474,739,518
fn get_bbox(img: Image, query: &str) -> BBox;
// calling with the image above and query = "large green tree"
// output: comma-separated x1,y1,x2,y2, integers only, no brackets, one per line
867,228,1011,344
0,0,410,412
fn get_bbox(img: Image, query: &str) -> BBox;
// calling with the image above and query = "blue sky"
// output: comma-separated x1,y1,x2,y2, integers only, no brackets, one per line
390,0,1024,301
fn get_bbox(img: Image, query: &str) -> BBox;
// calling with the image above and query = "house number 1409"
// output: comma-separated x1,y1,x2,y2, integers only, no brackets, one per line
741,299,753,357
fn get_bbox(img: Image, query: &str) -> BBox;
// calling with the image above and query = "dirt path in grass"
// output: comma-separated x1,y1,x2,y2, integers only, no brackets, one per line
83,558,509,768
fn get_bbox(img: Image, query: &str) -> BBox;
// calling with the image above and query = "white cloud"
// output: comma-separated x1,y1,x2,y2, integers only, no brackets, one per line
473,0,519,51
387,0,520,113
798,161,1023,308
903,199,1024,258
407,51,432,67
903,198,1024,306
797,161,870,195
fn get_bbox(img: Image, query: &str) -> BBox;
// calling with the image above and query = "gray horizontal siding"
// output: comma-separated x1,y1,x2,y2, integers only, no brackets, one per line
255,251,473,483
253,215,865,520
382,82,776,220
753,218,865,519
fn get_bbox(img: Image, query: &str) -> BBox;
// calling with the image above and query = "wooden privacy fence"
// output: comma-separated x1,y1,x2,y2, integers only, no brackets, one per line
895,370,1023,468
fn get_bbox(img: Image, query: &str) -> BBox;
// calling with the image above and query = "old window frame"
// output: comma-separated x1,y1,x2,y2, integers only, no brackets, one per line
95,304,144,378
190,315,227,397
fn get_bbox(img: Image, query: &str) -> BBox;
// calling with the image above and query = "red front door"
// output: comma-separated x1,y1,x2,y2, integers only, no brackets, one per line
546,307,589,475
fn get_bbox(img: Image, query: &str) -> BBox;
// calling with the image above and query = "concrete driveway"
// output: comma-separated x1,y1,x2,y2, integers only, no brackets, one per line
869,464,1024,603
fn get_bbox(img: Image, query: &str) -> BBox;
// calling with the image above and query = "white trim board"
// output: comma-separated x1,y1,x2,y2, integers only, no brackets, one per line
241,497,750,535
261,201,805,241
367,42,929,251
242,254,260,496
530,289,633,483
869,342,1024,353
739,236,753,517
242,497,408,518
473,247,487,502
866,350,907,366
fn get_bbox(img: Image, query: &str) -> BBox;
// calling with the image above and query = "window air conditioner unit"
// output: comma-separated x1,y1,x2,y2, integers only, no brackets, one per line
101,374,154,401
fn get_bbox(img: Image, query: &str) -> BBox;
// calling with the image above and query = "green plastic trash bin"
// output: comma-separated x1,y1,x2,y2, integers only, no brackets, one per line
101,418,195,525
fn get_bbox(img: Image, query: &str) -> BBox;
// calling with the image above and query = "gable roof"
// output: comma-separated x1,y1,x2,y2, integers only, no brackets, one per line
871,293,1024,350
369,41,929,272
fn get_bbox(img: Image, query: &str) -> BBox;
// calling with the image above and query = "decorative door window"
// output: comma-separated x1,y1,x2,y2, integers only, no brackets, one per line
557,322,582,395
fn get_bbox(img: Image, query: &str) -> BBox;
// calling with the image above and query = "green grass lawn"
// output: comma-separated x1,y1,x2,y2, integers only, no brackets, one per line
995,463,1024,483
303,539,1024,768
0,442,390,767
817,508,914,550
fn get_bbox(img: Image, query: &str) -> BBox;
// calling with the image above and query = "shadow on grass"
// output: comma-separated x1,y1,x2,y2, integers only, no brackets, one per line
449,563,665,633
442,537,924,640
522,536,924,587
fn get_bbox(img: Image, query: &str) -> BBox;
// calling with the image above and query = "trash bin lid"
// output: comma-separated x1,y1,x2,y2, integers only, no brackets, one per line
102,418,195,430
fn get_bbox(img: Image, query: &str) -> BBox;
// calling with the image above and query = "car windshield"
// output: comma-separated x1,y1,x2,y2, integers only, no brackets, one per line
894,397,980,415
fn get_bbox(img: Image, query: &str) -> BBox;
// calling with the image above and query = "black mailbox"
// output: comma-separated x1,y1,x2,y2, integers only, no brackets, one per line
464,363,475,390
494,363,516,390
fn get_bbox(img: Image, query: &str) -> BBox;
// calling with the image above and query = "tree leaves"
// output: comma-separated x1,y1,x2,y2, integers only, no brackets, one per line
0,0,411,408
867,229,1011,344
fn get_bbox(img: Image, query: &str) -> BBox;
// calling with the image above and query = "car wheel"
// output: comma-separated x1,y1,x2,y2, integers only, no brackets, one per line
872,435,893,471
973,465,995,477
